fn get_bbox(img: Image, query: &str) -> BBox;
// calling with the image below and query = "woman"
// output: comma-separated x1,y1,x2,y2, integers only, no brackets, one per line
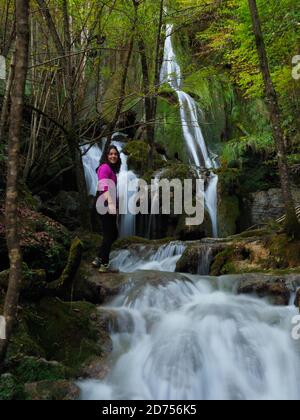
92,145,121,272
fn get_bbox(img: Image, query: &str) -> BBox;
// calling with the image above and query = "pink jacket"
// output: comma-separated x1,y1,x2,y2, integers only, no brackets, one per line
97,163,117,194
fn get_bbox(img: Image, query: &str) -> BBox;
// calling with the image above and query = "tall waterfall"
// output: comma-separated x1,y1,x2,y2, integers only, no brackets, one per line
81,137,139,238
160,24,219,238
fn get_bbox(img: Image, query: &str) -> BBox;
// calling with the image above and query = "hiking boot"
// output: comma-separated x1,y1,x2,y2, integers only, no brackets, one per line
92,257,102,268
98,264,110,273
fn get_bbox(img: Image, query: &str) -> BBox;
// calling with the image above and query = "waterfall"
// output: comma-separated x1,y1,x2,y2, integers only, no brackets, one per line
79,272,300,400
81,144,102,197
81,138,139,237
79,242,300,400
110,241,186,273
160,24,219,237
112,140,139,238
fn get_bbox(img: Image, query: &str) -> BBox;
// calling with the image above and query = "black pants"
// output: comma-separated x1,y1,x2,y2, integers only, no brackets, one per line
98,214,119,265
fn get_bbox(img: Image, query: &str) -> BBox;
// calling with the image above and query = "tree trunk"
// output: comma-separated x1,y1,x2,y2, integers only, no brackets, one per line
0,51,15,143
248,0,300,238
0,0,30,365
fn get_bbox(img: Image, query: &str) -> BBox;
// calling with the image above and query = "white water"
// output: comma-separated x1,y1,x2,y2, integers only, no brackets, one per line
81,138,139,237
80,273,300,400
79,243,300,400
81,144,102,197
110,242,186,273
161,24,219,237
112,140,139,238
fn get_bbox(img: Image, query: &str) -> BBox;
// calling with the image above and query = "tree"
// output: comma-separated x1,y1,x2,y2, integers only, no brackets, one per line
35,0,92,231
248,0,300,238
0,0,30,364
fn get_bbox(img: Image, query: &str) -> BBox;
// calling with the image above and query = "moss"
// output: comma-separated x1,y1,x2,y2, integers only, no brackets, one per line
12,357,68,384
218,194,240,238
176,246,201,274
123,141,165,175
267,234,300,269
155,96,187,163
210,247,236,276
25,298,104,375
0,374,19,401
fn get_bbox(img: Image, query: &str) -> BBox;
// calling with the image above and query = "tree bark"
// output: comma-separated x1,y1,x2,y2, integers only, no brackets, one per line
248,0,300,238
0,51,15,143
0,0,30,364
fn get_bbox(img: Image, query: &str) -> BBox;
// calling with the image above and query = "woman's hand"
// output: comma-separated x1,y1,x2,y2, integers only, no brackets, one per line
108,201,117,215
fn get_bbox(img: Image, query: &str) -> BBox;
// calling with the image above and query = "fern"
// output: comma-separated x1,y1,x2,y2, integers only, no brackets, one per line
222,133,275,164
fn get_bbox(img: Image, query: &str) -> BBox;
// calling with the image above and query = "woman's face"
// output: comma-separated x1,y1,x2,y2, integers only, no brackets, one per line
108,148,119,165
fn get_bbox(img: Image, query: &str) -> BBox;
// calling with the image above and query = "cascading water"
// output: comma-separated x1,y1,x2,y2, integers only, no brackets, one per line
81,137,139,238
81,143,102,197
110,242,186,273
160,24,219,238
112,139,139,238
79,242,300,400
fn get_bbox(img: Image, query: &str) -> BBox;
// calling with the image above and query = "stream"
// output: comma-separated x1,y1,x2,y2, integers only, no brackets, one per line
79,243,300,400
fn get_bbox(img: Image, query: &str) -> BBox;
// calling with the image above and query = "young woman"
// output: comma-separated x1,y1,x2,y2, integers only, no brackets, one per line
92,145,121,272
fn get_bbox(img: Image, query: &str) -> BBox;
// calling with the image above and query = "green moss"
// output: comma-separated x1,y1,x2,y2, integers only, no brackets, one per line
210,247,236,276
123,141,165,175
12,357,68,384
218,194,240,238
25,298,103,375
0,374,19,401
155,97,187,162
267,234,300,269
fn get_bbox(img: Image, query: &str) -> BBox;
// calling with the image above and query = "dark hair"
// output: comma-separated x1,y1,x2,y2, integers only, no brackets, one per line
97,145,122,174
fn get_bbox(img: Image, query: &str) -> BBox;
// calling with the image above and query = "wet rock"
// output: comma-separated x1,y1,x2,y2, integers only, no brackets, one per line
24,380,80,401
249,188,300,226
237,278,291,306
75,265,190,304
176,240,228,275
295,289,300,309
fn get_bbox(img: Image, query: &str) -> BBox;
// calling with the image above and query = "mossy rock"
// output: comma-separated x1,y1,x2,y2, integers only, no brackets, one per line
24,298,109,376
24,380,80,401
12,357,68,384
0,204,71,278
0,374,20,401
266,234,300,270
218,194,240,238
123,141,165,175
176,246,202,274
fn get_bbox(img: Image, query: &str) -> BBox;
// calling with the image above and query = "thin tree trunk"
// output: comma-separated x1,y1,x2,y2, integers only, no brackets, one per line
0,0,30,364
0,51,15,143
248,0,300,238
